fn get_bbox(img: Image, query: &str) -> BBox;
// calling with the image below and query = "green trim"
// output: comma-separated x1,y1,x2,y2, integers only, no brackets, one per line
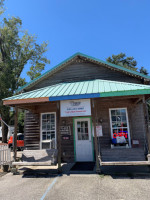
73,116,92,120
100,89,150,98
73,116,94,162
16,52,150,93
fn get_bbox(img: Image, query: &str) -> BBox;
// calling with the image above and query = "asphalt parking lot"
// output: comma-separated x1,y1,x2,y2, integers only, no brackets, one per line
1,171,150,200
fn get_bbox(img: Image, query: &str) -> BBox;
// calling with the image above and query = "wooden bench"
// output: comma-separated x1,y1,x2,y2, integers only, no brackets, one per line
12,149,58,166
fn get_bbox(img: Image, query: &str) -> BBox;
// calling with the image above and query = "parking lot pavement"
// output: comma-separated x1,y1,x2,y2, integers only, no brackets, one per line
1,172,150,200
0,172,57,200
45,174,99,200
44,174,150,200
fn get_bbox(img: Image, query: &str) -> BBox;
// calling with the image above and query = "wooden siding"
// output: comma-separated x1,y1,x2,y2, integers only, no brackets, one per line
24,112,40,150
26,61,143,91
24,97,147,162
94,98,146,149
59,117,74,162
130,102,146,148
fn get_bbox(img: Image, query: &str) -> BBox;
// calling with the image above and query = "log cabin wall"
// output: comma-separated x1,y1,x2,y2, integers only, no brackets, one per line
59,117,74,162
24,106,75,162
24,103,57,150
93,98,146,149
26,61,145,92
129,102,146,148
35,103,74,162
24,97,146,162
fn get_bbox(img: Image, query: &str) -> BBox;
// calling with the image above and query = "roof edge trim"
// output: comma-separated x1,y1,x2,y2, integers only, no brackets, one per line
49,93,100,101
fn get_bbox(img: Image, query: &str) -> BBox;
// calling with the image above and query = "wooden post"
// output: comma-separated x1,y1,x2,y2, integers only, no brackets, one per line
57,101,62,173
142,96,150,155
91,99,101,173
13,106,18,161
1,119,5,143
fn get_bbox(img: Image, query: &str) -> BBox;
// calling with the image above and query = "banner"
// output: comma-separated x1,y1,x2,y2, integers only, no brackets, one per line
60,99,91,117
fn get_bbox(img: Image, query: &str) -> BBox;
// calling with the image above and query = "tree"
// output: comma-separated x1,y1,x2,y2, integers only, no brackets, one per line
0,1,50,142
106,53,149,75
139,66,149,75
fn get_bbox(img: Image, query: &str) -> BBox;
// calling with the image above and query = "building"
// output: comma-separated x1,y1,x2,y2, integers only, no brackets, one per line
3,53,150,171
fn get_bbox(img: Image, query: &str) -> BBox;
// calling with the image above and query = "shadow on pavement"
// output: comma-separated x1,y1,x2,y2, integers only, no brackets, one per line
20,168,60,178
16,163,150,179
100,165,150,179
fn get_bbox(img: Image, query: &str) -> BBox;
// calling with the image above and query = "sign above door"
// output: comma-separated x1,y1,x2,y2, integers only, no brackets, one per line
60,99,91,117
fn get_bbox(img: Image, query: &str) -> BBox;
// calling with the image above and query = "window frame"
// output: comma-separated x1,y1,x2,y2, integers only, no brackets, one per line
109,107,131,148
40,112,57,149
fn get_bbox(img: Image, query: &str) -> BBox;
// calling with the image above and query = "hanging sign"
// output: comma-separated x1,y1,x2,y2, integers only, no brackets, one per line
60,99,91,117
96,125,103,137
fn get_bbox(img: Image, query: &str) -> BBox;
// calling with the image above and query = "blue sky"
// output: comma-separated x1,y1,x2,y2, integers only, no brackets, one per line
4,0,150,82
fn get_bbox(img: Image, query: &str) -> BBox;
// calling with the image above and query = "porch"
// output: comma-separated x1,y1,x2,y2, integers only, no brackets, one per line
3,79,150,172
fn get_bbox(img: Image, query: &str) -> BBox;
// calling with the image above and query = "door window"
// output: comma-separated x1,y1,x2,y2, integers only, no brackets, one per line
41,113,56,149
77,121,89,140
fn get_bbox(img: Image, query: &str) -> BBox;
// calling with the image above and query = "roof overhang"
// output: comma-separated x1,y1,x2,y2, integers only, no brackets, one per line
3,79,150,106
3,97,49,105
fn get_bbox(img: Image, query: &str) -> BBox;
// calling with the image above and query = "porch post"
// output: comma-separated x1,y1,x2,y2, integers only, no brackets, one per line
13,106,18,161
91,99,101,173
143,96,150,160
57,101,62,172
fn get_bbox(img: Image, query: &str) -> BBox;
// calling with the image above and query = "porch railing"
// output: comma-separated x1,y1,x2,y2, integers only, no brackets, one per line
0,143,11,166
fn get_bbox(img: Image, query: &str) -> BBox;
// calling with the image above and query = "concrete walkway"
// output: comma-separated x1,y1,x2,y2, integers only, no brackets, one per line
1,171,150,200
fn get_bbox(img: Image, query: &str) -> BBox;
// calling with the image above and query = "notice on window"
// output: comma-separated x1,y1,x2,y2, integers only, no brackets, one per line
60,99,91,117
96,125,103,137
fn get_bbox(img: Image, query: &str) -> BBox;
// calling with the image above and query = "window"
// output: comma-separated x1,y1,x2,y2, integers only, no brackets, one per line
41,113,56,149
77,121,89,140
109,108,130,146
17,135,24,140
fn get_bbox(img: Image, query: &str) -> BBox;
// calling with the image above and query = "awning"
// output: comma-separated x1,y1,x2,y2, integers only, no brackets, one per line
3,79,150,105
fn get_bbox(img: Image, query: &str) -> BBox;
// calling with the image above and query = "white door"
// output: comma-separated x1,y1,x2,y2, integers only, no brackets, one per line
75,118,93,161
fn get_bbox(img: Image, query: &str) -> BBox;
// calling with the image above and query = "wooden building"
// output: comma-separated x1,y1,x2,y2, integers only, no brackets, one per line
3,52,150,171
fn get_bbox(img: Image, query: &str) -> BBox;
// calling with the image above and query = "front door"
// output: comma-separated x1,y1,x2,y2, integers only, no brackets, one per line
74,118,93,161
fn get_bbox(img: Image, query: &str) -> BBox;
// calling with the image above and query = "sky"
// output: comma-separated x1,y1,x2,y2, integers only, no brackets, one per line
4,0,150,82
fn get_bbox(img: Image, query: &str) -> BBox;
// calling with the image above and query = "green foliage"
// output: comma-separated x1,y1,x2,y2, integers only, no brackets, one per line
139,66,149,75
0,0,5,15
7,110,24,133
106,53,149,75
0,1,50,141
107,53,137,71
18,111,25,133
27,41,50,80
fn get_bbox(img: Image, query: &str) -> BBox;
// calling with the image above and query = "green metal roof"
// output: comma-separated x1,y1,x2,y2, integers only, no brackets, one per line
16,52,150,93
4,79,150,102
